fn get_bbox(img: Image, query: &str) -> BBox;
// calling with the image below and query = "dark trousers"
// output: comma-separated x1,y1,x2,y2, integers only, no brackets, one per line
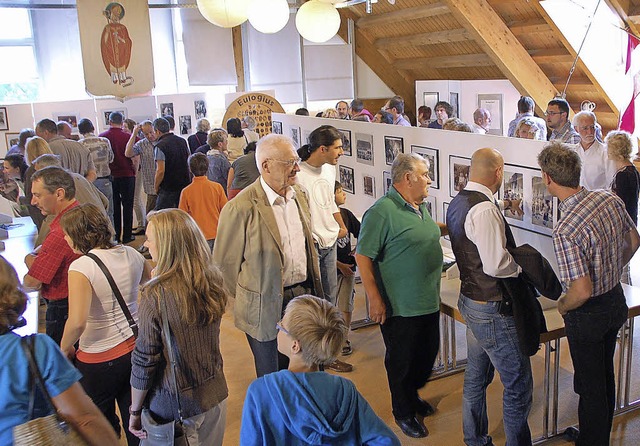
155,189,181,211
45,298,68,345
380,311,440,420
76,351,139,445
246,283,311,378
112,176,135,242
145,194,157,216
564,284,628,446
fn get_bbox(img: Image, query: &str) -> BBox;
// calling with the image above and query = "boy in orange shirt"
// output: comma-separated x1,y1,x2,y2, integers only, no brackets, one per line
179,153,228,250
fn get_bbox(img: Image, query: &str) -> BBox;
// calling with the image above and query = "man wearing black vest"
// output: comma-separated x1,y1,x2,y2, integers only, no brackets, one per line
152,117,190,210
446,148,533,446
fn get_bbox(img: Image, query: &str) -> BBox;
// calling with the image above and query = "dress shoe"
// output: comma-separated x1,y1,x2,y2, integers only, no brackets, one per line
325,359,353,373
394,416,428,438
131,227,146,236
415,398,435,417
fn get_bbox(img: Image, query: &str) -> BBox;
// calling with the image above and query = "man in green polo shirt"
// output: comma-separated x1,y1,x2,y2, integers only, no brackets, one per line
356,153,447,439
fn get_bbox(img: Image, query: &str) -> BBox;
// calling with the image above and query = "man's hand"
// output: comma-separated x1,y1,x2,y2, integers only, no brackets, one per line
337,261,355,277
368,295,387,325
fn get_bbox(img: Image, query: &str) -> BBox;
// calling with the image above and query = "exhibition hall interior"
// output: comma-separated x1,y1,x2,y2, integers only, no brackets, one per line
2,0,640,445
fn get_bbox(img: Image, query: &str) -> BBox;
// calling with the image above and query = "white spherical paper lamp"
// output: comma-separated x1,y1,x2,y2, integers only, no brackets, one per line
197,0,250,28
248,0,290,34
296,0,341,43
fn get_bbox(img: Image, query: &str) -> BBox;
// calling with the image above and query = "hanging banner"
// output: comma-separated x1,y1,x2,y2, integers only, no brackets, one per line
77,1,154,100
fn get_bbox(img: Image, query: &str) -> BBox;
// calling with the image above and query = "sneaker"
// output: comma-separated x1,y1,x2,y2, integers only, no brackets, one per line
325,359,353,373
341,340,353,356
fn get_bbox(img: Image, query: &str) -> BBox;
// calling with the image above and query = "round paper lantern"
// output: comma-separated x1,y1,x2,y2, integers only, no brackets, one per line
196,0,249,28
248,0,290,34
295,0,341,43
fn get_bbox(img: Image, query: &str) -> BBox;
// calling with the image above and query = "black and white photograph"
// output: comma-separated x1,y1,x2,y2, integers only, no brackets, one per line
355,133,374,166
339,165,355,194
503,170,524,221
383,171,392,195
194,100,207,119
450,92,459,118
160,102,174,117
302,129,311,145
290,126,300,150
425,195,436,219
179,115,192,135
337,129,352,156
532,176,555,230
102,109,126,126
449,155,471,198
0,107,7,131
363,175,375,198
411,145,439,189
272,121,282,134
423,92,439,112
384,136,404,166
442,201,450,241
5,133,19,149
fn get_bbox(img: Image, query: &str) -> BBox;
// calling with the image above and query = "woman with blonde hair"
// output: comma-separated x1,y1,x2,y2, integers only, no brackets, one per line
240,295,400,445
322,108,339,119
0,256,119,445
60,203,147,445
129,209,228,445
24,136,54,230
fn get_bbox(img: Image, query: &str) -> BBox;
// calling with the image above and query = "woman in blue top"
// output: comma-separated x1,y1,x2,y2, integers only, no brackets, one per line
0,255,118,446
240,295,400,445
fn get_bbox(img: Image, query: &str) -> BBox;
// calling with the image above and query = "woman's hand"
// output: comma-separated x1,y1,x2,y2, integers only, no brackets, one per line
63,345,76,361
128,414,147,439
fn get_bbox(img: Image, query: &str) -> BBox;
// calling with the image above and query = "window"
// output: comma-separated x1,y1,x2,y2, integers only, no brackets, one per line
0,8,40,102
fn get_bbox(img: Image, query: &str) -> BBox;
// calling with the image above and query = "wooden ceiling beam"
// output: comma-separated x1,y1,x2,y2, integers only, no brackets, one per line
357,2,449,28
605,1,640,40
394,53,494,70
529,48,574,64
375,28,470,49
441,0,558,116
507,18,552,34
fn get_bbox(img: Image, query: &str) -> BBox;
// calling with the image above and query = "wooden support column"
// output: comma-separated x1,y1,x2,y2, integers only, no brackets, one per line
232,25,245,92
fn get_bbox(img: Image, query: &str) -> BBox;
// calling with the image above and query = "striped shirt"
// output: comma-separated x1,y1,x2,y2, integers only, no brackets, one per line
131,138,156,194
553,188,635,295
549,121,581,144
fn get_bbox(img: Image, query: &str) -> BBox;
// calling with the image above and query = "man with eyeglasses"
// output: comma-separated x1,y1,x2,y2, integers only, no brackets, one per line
546,98,581,144
571,111,616,190
384,96,411,126
213,134,324,378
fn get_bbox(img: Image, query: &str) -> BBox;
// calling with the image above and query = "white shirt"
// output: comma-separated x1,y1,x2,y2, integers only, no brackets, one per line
297,162,341,248
571,140,616,190
463,182,521,278
472,123,487,134
260,177,307,287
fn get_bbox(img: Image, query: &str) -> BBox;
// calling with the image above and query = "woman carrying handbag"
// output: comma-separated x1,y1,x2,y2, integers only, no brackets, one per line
59,203,148,445
129,209,228,446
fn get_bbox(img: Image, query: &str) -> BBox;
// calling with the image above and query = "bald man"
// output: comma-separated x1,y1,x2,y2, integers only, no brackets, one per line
446,148,533,446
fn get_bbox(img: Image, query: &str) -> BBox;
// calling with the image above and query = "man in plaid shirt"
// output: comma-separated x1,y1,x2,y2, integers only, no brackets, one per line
23,167,80,345
538,142,640,445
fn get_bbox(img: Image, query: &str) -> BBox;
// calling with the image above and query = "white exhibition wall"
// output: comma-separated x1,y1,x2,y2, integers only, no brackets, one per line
274,113,557,272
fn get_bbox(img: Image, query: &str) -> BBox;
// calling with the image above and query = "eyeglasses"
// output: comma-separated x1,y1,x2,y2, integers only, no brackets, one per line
544,111,565,116
276,321,290,335
269,157,301,167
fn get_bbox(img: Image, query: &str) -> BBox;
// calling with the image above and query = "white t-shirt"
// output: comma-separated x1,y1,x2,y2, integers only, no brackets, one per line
571,140,616,190
297,162,340,248
68,245,145,353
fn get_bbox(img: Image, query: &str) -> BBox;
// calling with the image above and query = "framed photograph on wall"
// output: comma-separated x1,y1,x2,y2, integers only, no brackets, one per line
55,114,79,132
425,195,436,219
478,93,503,135
194,100,207,119
355,133,374,166
179,115,192,135
339,165,355,194
423,92,439,111
450,92,459,118
363,174,375,197
411,145,439,189
442,201,450,240
272,121,282,134
0,107,9,131
290,126,300,150
449,155,471,198
337,129,352,156
384,136,403,165
102,109,127,127
160,102,174,117
383,171,392,195
5,132,19,149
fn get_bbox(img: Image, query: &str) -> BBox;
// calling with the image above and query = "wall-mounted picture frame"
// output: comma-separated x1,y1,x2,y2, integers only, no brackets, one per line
55,114,79,132
290,126,300,150
384,136,404,166
449,155,471,198
425,195,436,219
363,174,375,198
450,92,459,118
179,115,192,135
478,93,503,136
302,129,311,146
383,171,392,195
102,109,127,127
0,107,8,131
5,132,19,149
442,201,450,240
337,128,352,157
355,133,374,166
160,102,174,117
272,121,282,134
423,92,439,112
339,165,355,194
194,100,207,119
411,145,439,189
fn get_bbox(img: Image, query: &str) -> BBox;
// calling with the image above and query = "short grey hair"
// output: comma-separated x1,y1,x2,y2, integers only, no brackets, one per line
537,141,581,188
33,153,62,169
392,153,427,184
255,134,295,174
572,110,597,127
606,130,634,162
196,118,210,133
242,116,256,130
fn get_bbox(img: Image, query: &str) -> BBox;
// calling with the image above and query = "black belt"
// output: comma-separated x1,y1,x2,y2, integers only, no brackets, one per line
97,175,112,180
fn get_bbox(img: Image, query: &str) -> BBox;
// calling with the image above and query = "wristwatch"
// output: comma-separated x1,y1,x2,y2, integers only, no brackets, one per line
129,406,142,416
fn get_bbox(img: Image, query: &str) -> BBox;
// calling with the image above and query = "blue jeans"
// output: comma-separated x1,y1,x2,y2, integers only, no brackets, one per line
155,189,182,211
317,243,338,305
458,295,533,446
94,177,114,231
